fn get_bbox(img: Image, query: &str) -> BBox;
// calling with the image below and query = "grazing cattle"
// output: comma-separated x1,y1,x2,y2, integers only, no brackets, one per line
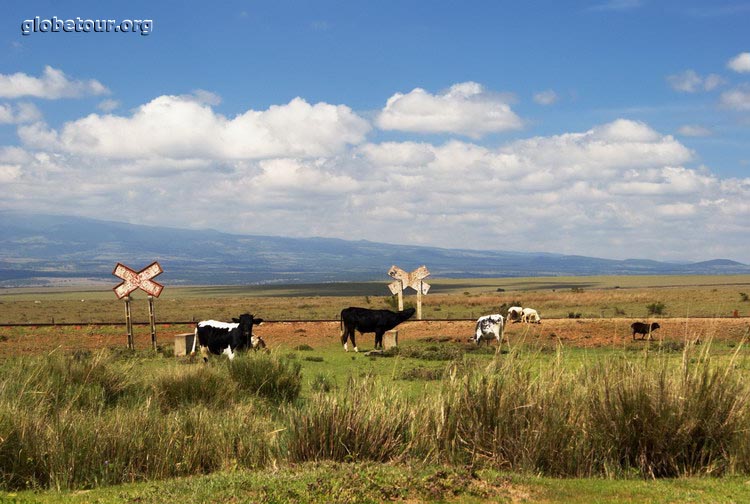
190,313,264,362
471,314,505,348
521,307,541,324
507,306,524,323
340,307,416,352
631,321,660,340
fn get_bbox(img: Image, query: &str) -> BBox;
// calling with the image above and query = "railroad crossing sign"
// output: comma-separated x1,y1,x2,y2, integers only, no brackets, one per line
388,265,431,295
112,261,164,351
387,265,430,319
112,261,164,299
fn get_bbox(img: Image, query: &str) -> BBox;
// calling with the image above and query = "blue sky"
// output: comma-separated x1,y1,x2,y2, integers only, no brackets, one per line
2,1,750,262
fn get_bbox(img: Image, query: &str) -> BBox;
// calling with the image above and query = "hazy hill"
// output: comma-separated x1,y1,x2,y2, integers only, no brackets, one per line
1,212,749,287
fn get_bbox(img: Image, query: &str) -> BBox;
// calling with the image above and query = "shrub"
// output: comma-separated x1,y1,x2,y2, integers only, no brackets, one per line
740,292,749,302
647,302,666,315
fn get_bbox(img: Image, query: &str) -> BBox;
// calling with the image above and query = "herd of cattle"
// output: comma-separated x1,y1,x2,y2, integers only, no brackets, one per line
189,305,661,361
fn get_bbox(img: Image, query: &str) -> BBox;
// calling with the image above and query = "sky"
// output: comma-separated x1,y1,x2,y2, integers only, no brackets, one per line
1,0,750,263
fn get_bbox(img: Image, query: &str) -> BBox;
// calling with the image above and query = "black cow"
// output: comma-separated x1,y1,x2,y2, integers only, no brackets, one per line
631,321,660,340
190,313,264,362
340,307,416,352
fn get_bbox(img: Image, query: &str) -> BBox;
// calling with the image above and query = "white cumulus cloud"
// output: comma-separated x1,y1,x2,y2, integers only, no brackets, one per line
728,52,750,73
376,82,523,138
0,102,42,124
0,66,109,99
19,95,371,160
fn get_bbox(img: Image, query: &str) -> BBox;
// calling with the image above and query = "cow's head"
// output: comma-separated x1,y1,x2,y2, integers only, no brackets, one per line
401,307,417,320
651,322,660,330
232,313,264,340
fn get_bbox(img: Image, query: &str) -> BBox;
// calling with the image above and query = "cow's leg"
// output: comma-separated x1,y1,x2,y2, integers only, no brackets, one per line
342,325,358,352
352,330,359,352
341,324,349,351
222,346,235,361
375,330,385,350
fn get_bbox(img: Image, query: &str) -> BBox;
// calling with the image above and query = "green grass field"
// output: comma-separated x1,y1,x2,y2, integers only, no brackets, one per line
1,338,750,502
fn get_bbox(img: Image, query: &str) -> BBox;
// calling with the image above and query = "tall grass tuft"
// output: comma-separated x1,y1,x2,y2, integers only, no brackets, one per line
425,344,750,477
426,349,587,475
0,350,287,490
285,379,415,463
152,365,234,411
228,351,302,403
586,344,748,477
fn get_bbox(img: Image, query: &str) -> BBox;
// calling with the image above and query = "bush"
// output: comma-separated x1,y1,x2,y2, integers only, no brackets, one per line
647,302,666,315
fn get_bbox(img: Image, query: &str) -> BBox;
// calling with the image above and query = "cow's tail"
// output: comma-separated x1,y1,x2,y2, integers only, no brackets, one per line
190,324,198,355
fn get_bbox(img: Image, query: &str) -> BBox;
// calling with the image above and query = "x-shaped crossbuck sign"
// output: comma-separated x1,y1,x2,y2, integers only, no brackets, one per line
112,261,164,299
387,265,431,295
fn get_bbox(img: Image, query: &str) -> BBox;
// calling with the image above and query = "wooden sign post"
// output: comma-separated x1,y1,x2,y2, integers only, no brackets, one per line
123,295,134,350
387,265,431,320
112,261,164,350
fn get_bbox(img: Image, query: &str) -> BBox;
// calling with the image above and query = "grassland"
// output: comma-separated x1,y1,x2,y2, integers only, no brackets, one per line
2,274,750,324
1,275,750,502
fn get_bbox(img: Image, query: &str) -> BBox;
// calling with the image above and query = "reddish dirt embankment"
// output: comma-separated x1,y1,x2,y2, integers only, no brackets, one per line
1,318,748,356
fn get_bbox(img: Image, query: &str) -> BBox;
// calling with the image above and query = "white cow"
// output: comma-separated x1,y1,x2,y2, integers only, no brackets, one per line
521,307,541,324
507,306,524,323
472,314,505,348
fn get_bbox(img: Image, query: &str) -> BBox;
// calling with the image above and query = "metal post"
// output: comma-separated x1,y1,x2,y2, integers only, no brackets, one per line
148,295,157,351
124,295,134,350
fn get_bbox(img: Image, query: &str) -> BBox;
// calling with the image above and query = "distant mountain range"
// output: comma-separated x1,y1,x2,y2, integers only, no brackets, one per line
1,212,749,287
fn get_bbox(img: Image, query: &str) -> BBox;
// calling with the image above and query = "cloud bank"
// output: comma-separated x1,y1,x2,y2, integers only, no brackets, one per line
1,77,748,262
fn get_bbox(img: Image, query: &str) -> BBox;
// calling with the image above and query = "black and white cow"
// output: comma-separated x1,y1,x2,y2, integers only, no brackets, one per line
190,313,264,362
631,321,660,340
340,307,416,352
471,314,505,348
